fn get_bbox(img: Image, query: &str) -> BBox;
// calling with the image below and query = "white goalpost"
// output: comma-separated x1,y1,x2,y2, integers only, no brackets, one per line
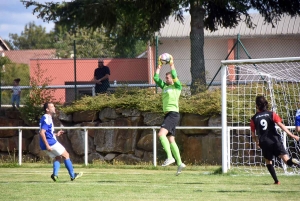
221,57,300,174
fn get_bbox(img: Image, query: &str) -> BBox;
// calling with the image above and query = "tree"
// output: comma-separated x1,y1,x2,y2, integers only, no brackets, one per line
8,21,54,50
51,25,115,58
21,0,300,93
19,62,56,125
0,56,30,105
21,0,173,57
51,24,147,58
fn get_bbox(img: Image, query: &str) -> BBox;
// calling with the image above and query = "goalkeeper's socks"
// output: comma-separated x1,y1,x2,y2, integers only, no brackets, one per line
267,164,279,184
170,142,182,166
159,136,173,159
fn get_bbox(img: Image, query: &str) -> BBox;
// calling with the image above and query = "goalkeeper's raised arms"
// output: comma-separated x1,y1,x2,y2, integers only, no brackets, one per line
169,54,174,66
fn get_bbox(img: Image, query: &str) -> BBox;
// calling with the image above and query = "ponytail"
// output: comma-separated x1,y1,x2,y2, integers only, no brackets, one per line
255,96,268,111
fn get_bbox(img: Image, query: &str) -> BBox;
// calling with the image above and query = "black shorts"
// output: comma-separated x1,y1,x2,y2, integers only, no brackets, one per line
260,141,288,160
161,112,180,136
95,83,110,94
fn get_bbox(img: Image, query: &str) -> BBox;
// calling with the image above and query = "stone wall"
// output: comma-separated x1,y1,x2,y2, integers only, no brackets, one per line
0,107,226,165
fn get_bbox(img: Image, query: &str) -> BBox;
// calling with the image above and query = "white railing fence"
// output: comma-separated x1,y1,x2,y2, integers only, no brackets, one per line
2,126,222,166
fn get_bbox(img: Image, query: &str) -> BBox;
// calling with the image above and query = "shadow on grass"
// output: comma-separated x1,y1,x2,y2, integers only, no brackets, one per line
183,182,206,185
217,190,250,193
0,181,71,183
96,180,152,183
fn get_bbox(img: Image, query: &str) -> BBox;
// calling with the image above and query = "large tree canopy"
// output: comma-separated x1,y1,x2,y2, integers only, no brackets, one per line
22,0,300,38
8,22,146,58
22,0,180,41
21,0,300,93
8,21,54,50
50,25,115,58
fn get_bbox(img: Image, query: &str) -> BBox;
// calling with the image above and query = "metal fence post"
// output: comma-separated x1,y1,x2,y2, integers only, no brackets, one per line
155,35,158,94
84,128,88,166
153,128,157,167
18,128,22,166
73,40,78,100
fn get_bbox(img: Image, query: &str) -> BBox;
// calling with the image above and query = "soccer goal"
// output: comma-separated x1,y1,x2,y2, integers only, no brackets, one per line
221,57,300,174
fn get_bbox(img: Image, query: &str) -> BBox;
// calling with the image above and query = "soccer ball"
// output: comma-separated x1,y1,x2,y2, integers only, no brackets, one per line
159,53,171,64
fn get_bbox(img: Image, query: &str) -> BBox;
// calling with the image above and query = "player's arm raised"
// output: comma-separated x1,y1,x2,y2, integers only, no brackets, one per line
153,56,165,89
169,55,182,90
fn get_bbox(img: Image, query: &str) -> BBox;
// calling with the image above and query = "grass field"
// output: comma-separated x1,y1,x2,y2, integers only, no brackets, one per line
0,164,299,201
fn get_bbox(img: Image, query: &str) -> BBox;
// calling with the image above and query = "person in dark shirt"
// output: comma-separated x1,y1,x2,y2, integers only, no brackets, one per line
250,95,300,184
93,60,110,94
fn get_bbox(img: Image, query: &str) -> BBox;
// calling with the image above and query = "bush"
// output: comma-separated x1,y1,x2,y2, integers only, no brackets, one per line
61,87,222,117
19,62,58,125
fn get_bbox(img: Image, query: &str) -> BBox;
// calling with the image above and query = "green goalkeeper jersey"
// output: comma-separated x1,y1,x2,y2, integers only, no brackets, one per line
153,69,182,113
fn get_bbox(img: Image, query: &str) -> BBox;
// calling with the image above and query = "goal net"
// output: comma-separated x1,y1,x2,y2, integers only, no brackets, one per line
221,57,300,174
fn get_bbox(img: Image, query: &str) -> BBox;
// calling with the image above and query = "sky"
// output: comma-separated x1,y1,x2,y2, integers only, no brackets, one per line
0,0,70,41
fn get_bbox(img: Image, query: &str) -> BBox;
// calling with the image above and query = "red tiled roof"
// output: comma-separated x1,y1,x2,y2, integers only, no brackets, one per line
0,49,56,65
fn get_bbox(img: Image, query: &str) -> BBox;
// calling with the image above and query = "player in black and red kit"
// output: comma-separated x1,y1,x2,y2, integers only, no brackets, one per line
250,96,300,184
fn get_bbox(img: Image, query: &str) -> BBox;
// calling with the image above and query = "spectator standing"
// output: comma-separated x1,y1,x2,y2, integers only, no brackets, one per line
11,78,21,109
93,60,110,94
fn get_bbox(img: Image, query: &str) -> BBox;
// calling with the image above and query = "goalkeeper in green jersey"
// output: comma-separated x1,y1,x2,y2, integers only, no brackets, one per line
153,54,186,176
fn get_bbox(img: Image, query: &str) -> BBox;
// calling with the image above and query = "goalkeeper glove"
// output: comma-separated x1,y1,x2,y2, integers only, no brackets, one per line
158,55,163,66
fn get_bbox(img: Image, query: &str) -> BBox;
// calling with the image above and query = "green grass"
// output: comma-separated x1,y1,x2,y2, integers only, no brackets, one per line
0,164,299,201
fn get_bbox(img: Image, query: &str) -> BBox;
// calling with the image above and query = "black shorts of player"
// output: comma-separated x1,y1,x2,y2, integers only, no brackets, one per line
260,141,288,160
161,111,180,136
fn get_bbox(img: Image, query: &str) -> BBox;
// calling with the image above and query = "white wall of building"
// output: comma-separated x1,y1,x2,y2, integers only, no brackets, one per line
158,35,300,85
